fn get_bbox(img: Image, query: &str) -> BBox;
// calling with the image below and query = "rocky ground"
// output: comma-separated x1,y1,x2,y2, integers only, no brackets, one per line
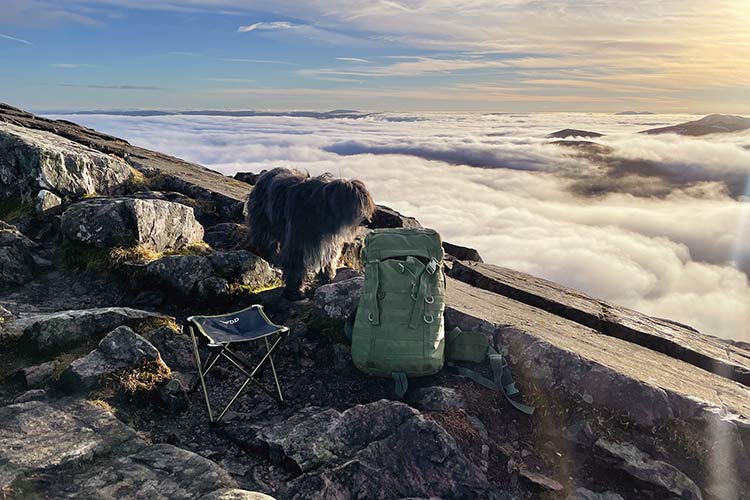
1,103,750,500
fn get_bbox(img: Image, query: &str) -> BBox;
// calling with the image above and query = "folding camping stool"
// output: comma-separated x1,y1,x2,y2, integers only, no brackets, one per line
187,305,290,423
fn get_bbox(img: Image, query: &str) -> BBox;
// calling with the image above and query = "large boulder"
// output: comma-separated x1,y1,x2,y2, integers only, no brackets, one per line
243,399,500,500
60,197,204,251
4,306,169,353
60,326,166,392
0,221,37,289
0,398,144,489
138,250,276,301
58,444,250,499
0,121,134,201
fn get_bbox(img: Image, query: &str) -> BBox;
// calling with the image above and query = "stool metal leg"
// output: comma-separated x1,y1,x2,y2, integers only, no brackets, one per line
189,325,215,422
265,334,284,402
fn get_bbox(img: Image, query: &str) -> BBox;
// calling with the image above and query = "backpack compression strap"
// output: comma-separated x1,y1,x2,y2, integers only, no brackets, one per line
446,327,535,415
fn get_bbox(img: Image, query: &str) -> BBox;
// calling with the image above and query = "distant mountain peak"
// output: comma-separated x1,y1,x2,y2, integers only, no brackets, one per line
641,114,750,136
547,128,604,139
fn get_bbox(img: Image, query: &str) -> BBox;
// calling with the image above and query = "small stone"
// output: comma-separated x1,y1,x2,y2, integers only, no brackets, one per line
410,386,466,412
158,378,189,414
35,189,62,216
13,389,47,403
518,467,564,492
468,415,489,440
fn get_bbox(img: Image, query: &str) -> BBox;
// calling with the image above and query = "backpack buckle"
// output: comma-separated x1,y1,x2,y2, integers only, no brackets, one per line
425,258,438,275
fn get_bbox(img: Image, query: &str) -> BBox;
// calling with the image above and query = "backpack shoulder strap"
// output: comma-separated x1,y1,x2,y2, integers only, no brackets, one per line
446,327,535,415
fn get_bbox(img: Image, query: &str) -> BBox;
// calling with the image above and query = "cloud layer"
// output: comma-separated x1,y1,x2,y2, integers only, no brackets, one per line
54,111,750,341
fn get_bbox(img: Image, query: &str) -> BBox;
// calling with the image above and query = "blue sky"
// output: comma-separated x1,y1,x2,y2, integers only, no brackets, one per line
1,0,748,112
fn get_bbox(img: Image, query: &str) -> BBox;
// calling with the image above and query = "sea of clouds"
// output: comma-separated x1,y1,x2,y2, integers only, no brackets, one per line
53,112,750,341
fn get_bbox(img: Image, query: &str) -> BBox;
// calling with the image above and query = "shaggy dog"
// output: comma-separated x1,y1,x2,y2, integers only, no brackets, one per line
245,167,376,299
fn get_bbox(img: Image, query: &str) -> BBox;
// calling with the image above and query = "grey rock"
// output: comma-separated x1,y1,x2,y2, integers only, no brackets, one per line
158,378,189,413
0,222,37,289
146,326,195,373
251,399,498,499
565,488,624,500
368,205,422,229
0,399,144,489
594,439,703,500
17,359,59,388
144,255,218,297
140,251,276,301
61,197,204,251
233,171,265,185
203,490,277,500
313,276,364,320
13,389,47,403
0,104,247,223
7,306,169,353
208,250,275,288
35,189,62,215
443,242,483,262
62,444,238,499
411,386,466,412
0,121,134,200
204,222,248,250
60,326,163,392
518,468,563,491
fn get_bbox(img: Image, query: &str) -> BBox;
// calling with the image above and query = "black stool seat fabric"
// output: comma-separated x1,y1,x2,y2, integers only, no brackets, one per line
188,305,287,345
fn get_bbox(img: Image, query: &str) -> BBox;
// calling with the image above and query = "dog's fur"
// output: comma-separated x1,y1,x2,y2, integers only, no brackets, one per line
245,168,376,299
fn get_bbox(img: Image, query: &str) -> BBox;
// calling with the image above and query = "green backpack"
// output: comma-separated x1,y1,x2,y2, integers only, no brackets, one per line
351,227,534,414
352,227,446,396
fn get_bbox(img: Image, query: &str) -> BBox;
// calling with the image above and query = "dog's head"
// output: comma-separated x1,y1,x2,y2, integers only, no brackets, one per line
327,178,376,226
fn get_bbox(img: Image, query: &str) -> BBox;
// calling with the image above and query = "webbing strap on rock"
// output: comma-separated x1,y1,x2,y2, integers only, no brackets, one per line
446,327,535,415
392,371,409,398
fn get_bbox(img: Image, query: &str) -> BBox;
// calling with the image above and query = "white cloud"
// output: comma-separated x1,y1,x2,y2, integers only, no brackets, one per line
54,111,750,341
237,21,296,33
0,33,32,45
336,57,371,63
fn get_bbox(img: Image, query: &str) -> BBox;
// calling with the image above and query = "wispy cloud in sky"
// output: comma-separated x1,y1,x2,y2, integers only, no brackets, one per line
237,21,296,33
336,57,371,63
0,33,32,45
220,58,301,66
1,0,748,111
56,83,162,90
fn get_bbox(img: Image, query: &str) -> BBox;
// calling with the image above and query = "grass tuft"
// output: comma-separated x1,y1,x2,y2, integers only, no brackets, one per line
130,316,181,336
114,359,171,394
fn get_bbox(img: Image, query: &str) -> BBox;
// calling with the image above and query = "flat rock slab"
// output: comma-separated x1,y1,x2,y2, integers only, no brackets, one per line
0,399,144,489
445,277,750,498
61,197,204,251
0,121,133,200
56,444,240,499
0,103,248,221
246,399,501,500
4,306,169,353
449,260,750,387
